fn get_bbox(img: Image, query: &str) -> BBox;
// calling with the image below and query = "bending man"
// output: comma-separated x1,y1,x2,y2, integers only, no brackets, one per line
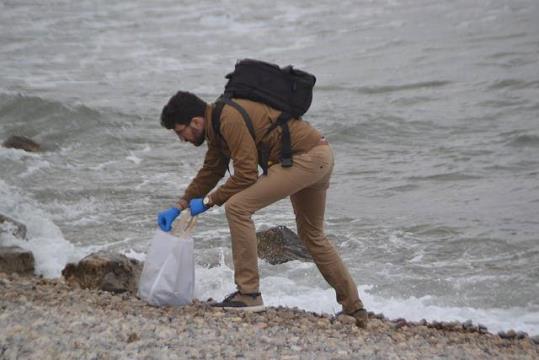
157,91,368,327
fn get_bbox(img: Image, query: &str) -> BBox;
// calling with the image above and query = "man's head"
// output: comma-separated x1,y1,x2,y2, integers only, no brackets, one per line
161,91,207,146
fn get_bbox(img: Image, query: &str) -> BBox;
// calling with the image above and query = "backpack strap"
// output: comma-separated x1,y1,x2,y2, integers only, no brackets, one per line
212,96,294,175
212,100,226,138
213,96,256,141
276,113,293,168
212,96,264,173
221,97,257,142
212,100,230,173
261,112,294,168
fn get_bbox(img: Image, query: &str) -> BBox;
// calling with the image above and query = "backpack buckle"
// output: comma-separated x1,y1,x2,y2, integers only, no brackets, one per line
280,157,293,168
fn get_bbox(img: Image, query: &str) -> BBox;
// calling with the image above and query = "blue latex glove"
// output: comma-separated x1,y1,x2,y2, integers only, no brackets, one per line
190,198,208,216
157,207,181,232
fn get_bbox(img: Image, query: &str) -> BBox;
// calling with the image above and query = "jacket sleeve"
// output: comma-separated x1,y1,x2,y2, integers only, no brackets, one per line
209,111,259,206
181,140,228,202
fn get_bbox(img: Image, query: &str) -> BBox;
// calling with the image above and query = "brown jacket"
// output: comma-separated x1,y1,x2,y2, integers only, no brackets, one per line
182,98,322,206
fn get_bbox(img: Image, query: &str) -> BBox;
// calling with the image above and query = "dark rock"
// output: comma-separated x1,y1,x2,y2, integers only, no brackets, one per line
0,246,35,274
2,135,41,152
516,331,528,339
446,321,461,330
478,324,488,334
127,333,139,343
392,318,408,329
256,226,312,264
531,335,539,345
463,320,474,331
506,330,518,339
499,330,518,340
62,251,142,294
0,213,27,241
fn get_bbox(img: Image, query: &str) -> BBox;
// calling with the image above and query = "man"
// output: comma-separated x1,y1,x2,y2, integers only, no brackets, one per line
157,91,368,327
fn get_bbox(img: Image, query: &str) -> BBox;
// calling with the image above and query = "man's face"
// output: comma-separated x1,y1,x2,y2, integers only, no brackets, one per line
173,118,205,147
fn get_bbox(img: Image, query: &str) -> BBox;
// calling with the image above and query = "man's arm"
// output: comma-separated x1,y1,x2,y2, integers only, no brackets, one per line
179,141,228,209
208,109,259,206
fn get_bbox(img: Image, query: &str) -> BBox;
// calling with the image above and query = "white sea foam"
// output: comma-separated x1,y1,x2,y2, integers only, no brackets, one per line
0,179,85,278
89,160,118,171
0,147,41,161
19,159,51,178
45,197,100,222
122,248,146,262
362,292,539,336
126,152,142,164
190,250,539,335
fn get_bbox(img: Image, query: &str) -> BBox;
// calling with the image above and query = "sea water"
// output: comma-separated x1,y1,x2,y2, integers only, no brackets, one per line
1,0,538,334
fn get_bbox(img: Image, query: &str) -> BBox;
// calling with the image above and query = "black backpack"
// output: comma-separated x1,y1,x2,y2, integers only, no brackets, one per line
212,59,316,175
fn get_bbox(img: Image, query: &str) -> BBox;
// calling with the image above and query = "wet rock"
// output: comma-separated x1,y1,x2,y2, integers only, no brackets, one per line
531,335,539,345
2,135,41,152
478,324,488,334
256,226,312,264
499,330,518,340
0,246,35,274
393,318,408,329
62,251,142,294
462,320,474,331
0,213,27,241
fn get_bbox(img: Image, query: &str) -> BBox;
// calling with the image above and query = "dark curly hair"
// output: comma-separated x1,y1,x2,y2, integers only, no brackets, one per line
160,91,207,129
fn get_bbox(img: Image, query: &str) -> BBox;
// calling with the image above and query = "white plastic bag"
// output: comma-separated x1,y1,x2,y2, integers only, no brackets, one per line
138,212,196,306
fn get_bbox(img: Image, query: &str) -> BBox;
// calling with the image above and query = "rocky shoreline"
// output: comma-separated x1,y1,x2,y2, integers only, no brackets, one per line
2,218,538,358
1,272,538,359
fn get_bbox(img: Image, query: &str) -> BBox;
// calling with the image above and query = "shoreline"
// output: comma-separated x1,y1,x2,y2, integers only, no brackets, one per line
1,272,538,359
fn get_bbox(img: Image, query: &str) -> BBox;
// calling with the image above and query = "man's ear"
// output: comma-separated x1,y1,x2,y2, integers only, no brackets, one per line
191,116,205,130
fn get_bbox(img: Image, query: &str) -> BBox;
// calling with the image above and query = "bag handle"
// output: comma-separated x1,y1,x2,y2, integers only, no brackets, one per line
172,212,197,238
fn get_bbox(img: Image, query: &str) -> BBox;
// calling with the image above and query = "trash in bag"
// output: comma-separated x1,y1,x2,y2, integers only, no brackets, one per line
138,211,196,306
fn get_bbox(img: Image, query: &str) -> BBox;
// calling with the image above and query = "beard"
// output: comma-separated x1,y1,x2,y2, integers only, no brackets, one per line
193,128,206,147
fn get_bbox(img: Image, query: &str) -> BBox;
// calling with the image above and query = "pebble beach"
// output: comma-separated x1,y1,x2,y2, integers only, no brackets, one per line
1,273,538,359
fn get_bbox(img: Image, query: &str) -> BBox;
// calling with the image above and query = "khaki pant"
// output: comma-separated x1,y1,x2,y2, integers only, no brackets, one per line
224,143,364,313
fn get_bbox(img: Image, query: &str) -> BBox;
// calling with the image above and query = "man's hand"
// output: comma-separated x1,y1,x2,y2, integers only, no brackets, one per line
190,198,208,216
157,207,181,232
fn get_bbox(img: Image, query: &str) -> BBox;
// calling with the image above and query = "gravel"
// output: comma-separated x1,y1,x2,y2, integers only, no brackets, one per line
1,273,538,359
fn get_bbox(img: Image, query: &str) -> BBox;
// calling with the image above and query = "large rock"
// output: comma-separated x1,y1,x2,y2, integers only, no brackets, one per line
0,246,35,274
62,251,143,294
0,213,28,241
2,135,41,152
256,226,312,264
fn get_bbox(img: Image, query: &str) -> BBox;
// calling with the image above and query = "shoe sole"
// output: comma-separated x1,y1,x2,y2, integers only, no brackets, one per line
222,305,266,313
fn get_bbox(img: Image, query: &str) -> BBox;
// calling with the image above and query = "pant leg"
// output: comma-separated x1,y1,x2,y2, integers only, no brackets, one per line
290,146,364,313
225,145,333,294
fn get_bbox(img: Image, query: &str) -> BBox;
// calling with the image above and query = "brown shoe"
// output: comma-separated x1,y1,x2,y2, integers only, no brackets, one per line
351,308,368,328
336,308,369,328
212,291,265,312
